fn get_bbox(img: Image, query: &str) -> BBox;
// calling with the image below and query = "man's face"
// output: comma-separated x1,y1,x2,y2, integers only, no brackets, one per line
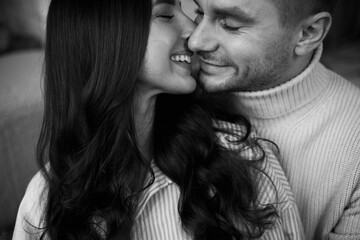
188,0,296,92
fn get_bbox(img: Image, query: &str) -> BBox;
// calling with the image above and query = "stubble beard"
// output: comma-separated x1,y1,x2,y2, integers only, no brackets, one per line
198,37,292,93
246,39,293,91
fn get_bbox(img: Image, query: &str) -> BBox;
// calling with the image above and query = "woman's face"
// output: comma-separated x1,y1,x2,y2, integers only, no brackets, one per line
138,0,196,95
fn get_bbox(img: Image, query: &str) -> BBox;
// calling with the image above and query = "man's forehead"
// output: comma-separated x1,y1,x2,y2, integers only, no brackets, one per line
194,0,278,20
194,0,254,12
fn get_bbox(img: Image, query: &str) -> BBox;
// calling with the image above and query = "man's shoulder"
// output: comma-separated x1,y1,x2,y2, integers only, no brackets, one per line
324,64,360,105
317,65,360,125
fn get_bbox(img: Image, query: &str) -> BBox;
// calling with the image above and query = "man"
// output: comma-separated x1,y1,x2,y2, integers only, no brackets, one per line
188,0,360,239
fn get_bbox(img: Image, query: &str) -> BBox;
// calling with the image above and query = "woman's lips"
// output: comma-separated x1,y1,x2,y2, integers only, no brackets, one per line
170,51,193,71
170,50,193,64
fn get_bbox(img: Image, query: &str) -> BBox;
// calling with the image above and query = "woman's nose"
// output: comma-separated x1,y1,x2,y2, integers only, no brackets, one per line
181,15,196,40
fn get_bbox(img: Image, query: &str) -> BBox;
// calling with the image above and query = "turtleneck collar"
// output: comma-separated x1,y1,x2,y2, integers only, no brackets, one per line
233,44,331,119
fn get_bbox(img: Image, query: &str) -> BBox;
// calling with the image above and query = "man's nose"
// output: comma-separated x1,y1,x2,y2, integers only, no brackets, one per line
188,20,217,53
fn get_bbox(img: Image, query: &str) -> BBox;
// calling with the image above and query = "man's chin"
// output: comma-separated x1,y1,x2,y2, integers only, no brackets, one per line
197,71,231,93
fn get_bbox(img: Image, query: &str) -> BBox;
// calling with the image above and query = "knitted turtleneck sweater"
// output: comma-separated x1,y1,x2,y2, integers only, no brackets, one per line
234,45,360,239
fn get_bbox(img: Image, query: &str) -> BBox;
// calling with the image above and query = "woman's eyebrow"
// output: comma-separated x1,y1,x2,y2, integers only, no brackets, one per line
153,0,175,6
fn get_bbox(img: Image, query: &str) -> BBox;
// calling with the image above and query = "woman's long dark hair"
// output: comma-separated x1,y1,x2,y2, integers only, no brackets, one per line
36,0,277,239
154,93,277,240
37,0,152,239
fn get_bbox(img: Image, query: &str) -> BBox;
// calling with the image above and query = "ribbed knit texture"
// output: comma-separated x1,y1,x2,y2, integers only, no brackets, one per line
134,124,305,240
13,126,305,239
234,45,360,240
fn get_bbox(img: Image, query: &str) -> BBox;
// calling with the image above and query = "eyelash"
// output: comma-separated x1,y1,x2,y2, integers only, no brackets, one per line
221,22,241,31
158,14,174,19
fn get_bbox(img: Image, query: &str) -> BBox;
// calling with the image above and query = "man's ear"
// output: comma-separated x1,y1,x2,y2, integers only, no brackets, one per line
294,12,332,56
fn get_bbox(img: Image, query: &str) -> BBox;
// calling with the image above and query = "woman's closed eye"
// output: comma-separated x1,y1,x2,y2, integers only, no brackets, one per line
158,13,174,19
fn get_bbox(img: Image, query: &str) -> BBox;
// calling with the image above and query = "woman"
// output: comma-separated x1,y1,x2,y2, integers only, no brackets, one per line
12,0,304,239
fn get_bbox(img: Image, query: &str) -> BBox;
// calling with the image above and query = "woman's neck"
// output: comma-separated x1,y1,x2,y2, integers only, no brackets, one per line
134,89,157,161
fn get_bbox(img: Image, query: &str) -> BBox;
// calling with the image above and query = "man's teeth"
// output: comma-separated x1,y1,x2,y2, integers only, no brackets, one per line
171,55,191,63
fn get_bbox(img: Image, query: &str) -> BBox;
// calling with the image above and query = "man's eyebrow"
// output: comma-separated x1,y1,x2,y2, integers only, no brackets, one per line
153,0,176,6
214,7,256,24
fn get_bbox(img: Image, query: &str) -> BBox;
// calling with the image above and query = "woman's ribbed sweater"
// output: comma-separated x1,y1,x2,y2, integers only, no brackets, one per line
234,46,360,240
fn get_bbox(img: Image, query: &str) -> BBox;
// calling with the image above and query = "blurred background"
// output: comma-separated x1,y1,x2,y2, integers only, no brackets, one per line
0,0,359,239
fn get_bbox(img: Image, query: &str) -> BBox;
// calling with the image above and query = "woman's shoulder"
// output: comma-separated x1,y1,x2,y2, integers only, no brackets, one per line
13,170,48,238
214,120,296,209
213,120,256,154
243,131,306,238
258,149,305,239
256,145,295,210
22,170,47,211
214,120,304,237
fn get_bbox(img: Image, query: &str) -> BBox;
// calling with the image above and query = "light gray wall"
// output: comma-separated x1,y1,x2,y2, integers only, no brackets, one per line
182,0,197,20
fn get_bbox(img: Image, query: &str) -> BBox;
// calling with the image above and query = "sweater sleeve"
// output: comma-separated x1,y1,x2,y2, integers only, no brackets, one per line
261,203,305,240
12,170,47,240
328,161,360,240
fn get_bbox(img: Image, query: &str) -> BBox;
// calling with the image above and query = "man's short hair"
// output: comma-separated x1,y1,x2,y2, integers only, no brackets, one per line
272,0,338,27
